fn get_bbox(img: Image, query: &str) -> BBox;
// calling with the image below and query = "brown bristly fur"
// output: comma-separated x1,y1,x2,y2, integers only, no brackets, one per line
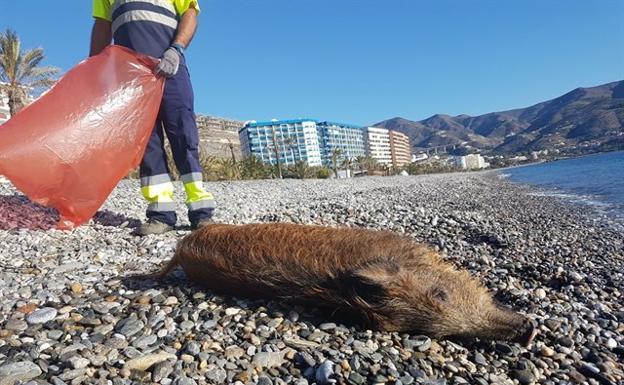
154,223,535,343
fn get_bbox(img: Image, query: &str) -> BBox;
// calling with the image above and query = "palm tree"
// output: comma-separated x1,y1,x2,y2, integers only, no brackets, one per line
239,155,269,180
357,155,378,175
0,29,59,116
222,139,238,165
292,160,312,179
282,135,300,164
340,156,354,178
330,147,342,178
216,158,238,180
355,155,366,173
270,129,283,179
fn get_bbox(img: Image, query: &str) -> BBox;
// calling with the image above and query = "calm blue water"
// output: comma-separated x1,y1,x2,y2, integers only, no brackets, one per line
500,151,624,219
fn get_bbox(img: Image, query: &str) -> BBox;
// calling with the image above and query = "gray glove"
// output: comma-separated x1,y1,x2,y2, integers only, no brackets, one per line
154,47,181,78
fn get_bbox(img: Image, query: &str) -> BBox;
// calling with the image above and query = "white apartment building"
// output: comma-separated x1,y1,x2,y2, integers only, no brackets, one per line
365,127,412,167
455,153,489,169
239,119,324,167
389,130,411,167
366,127,393,165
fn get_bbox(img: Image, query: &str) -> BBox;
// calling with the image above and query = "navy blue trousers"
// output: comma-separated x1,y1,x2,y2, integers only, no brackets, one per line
139,62,215,226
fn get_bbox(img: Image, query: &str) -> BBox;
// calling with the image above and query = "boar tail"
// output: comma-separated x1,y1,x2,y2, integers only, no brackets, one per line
145,254,180,281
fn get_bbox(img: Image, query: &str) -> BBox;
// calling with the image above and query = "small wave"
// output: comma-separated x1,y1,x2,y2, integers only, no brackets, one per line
497,173,511,179
504,152,624,223
529,189,615,212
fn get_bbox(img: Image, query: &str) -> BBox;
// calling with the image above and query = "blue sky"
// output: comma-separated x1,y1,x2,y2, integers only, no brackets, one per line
1,0,623,125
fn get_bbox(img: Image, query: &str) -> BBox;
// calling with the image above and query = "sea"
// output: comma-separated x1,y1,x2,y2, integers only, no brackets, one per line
499,150,624,220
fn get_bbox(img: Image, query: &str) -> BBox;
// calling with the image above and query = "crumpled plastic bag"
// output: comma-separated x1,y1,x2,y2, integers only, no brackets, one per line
0,45,165,229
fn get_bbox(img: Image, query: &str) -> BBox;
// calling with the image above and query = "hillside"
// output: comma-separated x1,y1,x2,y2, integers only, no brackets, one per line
375,80,624,154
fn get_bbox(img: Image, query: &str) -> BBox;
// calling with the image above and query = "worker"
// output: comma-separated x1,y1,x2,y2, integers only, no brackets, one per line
89,0,216,235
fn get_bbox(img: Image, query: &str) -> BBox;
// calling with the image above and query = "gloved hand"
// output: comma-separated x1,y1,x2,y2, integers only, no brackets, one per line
154,47,181,78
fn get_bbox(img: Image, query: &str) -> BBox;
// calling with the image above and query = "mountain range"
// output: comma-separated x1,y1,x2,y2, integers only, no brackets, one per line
374,80,624,154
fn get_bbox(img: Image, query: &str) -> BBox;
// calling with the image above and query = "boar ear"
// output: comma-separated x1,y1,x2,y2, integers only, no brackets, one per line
347,260,400,304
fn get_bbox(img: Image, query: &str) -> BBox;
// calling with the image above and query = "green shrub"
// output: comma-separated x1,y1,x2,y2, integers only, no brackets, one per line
315,167,332,179
239,155,271,180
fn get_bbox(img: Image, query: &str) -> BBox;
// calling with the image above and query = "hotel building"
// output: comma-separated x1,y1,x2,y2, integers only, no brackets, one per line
389,130,411,167
240,120,412,171
239,119,367,168
365,127,393,165
455,153,489,169
365,127,412,168
239,119,324,167
317,121,367,165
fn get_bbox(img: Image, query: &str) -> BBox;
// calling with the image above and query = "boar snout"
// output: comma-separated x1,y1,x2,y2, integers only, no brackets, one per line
486,309,537,346
512,319,537,346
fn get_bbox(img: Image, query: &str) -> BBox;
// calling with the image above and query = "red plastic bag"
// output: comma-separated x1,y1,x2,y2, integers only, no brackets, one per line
0,45,165,229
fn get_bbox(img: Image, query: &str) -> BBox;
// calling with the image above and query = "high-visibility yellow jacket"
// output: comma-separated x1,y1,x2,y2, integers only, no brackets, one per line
93,0,200,21
91,0,200,57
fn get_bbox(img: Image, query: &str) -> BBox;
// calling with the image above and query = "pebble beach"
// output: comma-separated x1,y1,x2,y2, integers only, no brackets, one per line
0,173,623,385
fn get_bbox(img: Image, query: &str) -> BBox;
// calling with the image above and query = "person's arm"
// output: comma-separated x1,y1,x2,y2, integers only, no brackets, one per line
90,19,112,56
155,7,198,77
173,8,198,49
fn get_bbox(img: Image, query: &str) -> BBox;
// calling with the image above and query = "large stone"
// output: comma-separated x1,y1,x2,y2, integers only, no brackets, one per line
257,376,273,385
53,262,83,274
4,319,27,332
224,346,245,360
174,377,197,385
404,336,431,352
348,372,365,385
510,369,536,385
0,361,42,385
132,334,158,349
205,366,227,383
26,307,57,324
123,352,176,371
252,352,285,369
152,361,174,382
68,356,90,370
117,318,145,338
283,337,320,349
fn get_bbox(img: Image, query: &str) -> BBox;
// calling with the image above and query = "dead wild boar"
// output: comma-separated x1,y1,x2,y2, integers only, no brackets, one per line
154,223,536,345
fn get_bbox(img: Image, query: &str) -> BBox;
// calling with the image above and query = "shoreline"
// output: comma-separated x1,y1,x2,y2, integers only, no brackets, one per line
488,154,624,229
0,174,623,384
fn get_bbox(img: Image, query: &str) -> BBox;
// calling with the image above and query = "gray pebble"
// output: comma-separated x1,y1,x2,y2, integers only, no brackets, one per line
26,308,57,324
117,318,144,338
315,360,336,385
510,369,536,385
257,376,273,385
205,366,227,383
5,319,28,331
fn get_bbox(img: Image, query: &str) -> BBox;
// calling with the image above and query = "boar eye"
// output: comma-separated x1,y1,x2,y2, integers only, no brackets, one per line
431,287,449,302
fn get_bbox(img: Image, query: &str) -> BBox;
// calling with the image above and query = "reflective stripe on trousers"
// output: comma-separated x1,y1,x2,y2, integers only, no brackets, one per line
141,173,215,212
181,172,216,209
184,183,216,208
141,173,176,216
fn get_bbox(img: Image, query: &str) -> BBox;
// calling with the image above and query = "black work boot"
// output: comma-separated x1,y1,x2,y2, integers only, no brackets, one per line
136,219,174,236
